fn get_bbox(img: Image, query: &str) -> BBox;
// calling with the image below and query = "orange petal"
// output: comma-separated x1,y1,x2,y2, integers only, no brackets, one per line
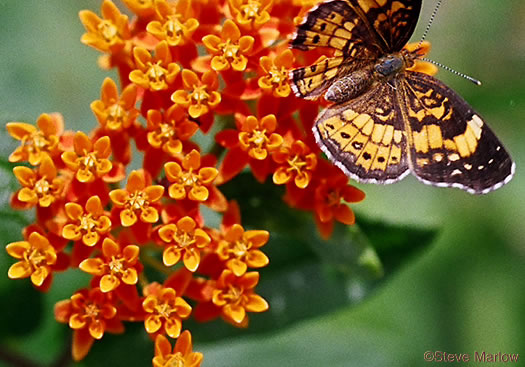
79,258,105,275
8,261,32,279
6,241,31,259
141,206,159,223
121,209,137,227
163,246,181,266
145,315,163,334
245,294,269,312
100,274,120,292
164,317,182,338
182,249,200,272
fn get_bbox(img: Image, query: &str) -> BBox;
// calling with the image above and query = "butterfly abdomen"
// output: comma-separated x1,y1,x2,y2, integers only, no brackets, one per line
325,67,374,103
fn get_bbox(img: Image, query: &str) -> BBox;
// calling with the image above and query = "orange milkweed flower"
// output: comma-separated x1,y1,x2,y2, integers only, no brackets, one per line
153,332,203,367
164,150,218,202
13,155,64,208
143,285,192,338
129,41,181,91
273,140,317,189
79,0,131,53
147,0,199,47
212,270,268,325
258,49,294,98
109,170,165,227
146,105,199,156
216,224,269,276
62,195,111,247
54,288,124,361
312,169,366,238
61,132,112,183
79,238,140,292
91,77,139,132
228,0,273,30
6,113,63,165
171,70,221,119
158,216,211,272
202,20,254,72
238,114,283,160
6,232,57,287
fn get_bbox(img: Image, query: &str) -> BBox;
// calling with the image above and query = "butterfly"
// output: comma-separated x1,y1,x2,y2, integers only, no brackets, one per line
289,0,514,194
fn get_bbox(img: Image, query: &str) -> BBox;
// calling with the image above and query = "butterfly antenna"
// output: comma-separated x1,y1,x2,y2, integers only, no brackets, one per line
422,58,482,86
417,0,443,50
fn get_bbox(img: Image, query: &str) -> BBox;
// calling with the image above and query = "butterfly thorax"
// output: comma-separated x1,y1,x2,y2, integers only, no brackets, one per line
325,52,409,104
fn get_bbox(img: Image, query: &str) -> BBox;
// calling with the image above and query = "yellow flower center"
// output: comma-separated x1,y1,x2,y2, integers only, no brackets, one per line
269,67,287,85
248,129,268,148
128,191,148,210
180,170,199,187
165,16,184,38
224,284,243,305
146,62,169,89
34,178,51,196
108,256,125,274
158,123,176,139
220,40,240,61
80,214,97,232
190,86,210,106
107,104,126,128
164,353,185,367
175,231,196,248
27,131,49,150
155,300,176,319
24,247,48,269
98,20,119,44
241,0,261,20
84,303,101,318
232,240,249,257
287,154,307,174
81,152,99,170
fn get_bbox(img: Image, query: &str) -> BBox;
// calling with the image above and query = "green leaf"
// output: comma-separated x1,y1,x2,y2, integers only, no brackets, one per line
186,173,438,342
357,216,439,273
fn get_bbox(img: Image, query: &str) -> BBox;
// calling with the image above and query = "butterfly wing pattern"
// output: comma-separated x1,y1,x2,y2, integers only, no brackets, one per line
290,0,515,194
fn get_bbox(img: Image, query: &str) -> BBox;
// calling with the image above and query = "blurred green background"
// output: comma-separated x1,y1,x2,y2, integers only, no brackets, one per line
1,0,524,366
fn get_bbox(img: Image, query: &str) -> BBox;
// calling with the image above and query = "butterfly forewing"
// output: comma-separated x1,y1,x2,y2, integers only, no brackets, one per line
401,72,514,194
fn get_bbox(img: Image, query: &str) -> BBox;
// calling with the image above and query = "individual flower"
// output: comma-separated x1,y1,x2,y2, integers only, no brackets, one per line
202,20,254,72
147,0,199,47
212,270,268,325
314,174,365,226
158,216,211,271
273,140,317,189
62,195,112,246
6,232,57,287
79,238,140,292
228,0,273,30
54,288,123,361
143,285,192,338
13,155,64,208
79,0,131,53
90,77,139,131
6,113,63,165
146,105,199,156
171,70,221,119
238,114,283,160
109,170,164,226
129,41,181,91
164,150,218,202
153,332,203,367
258,49,294,97
216,224,269,276
61,132,112,183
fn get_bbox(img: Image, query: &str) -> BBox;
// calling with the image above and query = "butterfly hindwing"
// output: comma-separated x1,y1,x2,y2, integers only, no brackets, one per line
402,71,515,194
313,82,409,183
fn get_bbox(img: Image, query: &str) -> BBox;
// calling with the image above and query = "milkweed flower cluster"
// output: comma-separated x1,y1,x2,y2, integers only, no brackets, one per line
5,0,367,363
